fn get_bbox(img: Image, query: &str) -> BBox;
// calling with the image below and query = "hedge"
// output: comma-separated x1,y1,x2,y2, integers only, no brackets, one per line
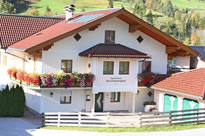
0,85,25,117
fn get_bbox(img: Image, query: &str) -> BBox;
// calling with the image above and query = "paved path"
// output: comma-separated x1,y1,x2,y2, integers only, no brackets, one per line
1,117,205,136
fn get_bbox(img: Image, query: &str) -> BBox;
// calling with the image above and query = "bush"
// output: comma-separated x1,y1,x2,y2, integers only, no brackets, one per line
0,85,25,117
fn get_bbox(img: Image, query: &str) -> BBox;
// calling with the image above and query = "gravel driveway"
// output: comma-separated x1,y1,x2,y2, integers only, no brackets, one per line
1,117,205,136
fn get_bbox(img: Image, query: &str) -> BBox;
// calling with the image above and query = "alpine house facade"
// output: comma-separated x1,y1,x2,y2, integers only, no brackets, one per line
0,7,199,114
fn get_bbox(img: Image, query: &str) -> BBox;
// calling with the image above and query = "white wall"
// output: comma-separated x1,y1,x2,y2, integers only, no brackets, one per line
92,58,138,93
174,56,190,69
41,89,87,113
196,58,205,68
42,17,167,75
104,92,128,112
24,87,41,113
135,88,154,112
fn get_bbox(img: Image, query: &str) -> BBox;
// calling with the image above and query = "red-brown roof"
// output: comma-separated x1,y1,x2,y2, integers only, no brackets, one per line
152,68,205,98
4,8,199,57
8,8,121,51
79,43,150,58
0,14,63,48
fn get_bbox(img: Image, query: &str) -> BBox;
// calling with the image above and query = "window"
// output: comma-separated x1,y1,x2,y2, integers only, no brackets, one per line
142,61,151,73
60,96,72,104
103,61,114,75
105,30,115,43
119,62,129,74
3,55,7,67
110,92,120,102
61,60,72,73
168,58,176,66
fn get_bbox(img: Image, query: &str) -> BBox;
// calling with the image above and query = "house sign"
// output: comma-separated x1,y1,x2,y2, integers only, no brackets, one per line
106,77,126,83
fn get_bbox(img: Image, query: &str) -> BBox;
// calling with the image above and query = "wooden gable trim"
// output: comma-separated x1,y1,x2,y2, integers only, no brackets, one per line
129,24,142,33
25,8,199,57
89,24,101,31
120,10,199,56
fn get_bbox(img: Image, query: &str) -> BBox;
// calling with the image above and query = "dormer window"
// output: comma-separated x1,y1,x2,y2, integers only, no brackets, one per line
105,30,115,44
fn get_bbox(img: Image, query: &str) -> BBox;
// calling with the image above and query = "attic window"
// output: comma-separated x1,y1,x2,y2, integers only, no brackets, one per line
137,36,144,43
74,33,81,41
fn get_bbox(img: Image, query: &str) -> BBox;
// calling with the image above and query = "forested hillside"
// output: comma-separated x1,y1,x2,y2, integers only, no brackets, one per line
1,0,205,45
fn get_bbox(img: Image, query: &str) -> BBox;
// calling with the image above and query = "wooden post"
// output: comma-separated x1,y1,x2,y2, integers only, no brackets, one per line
57,112,60,127
78,112,81,127
41,113,45,127
169,111,172,125
197,109,199,125
91,94,95,114
107,112,110,126
139,112,142,128
132,93,136,113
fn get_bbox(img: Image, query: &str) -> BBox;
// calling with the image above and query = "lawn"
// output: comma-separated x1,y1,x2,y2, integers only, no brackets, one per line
42,123,205,133
23,0,127,15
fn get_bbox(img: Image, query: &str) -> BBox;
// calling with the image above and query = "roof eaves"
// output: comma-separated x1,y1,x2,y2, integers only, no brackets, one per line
151,86,204,100
7,47,25,52
25,9,124,53
120,10,199,56
0,13,64,20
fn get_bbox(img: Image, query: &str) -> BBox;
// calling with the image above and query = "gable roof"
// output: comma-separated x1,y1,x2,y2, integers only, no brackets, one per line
2,8,199,56
0,14,63,49
152,68,205,99
189,46,205,59
79,43,150,58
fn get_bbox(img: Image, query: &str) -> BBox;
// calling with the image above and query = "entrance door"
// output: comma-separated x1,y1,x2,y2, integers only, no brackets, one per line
95,93,104,112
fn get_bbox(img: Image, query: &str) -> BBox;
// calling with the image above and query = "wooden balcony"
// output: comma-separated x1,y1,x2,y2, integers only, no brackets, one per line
138,72,170,87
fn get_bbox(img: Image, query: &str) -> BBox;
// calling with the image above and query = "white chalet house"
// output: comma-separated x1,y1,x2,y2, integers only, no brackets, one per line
0,8,199,114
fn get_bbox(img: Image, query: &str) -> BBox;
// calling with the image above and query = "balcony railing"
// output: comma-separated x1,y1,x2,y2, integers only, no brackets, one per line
138,72,169,87
7,67,94,88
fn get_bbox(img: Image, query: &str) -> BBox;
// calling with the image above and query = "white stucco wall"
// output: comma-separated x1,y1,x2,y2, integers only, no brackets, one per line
175,56,190,69
135,88,154,112
42,17,167,75
196,58,205,68
41,89,87,113
24,88,42,113
92,58,138,93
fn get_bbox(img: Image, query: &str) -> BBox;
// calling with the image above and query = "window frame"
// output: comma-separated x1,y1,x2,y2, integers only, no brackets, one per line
105,30,115,44
60,96,72,104
103,61,114,75
119,61,129,75
110,92,120,102
61,60,72,73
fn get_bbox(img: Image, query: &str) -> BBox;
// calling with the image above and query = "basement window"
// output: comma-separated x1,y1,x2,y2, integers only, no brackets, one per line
60,92,72,104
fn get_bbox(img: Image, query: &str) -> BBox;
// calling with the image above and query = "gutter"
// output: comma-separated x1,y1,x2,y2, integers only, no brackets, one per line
151,86,204,100
7,47,25,52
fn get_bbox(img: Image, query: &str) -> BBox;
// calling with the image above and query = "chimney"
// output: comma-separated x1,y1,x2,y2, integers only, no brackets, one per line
64,4,75,21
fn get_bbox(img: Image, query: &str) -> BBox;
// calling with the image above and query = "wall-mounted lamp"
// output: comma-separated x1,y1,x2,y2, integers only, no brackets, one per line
86,95,91,101
137,90,140,95
88,63,91,68
50,92,53,97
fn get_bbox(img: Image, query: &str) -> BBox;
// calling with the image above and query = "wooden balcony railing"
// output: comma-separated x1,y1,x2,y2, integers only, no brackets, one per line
138,72,170,87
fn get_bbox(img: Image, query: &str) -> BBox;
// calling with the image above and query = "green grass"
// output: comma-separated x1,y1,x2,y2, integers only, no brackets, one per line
163,0,205,9
25,0,126,15
42,123,205,133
